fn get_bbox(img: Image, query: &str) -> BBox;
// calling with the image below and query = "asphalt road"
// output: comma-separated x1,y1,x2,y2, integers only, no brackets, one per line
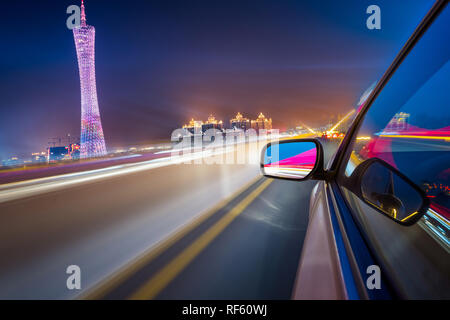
94,177,317,300
0,139,339,299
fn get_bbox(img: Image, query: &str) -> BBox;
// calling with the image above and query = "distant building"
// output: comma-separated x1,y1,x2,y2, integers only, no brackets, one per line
202,115,223,132
183,118,204,134
69,144,81,160
230,112,251,131
2,157,23,167
251,113,272,131
47,146,70,162
386,112,410,132
31,153,47,163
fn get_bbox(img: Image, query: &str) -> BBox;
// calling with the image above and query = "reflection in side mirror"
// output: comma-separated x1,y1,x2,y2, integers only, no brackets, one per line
357,158,429,226
261,139,321,180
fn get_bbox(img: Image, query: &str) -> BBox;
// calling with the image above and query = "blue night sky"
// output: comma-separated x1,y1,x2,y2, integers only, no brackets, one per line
0,0,435,158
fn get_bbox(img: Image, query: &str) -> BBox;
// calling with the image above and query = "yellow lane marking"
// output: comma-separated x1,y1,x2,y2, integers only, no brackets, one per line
80,175,263,300
128,178,274,300
330,109,355,132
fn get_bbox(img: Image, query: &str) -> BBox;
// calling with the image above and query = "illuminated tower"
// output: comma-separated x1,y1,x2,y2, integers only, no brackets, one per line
73,0,107,158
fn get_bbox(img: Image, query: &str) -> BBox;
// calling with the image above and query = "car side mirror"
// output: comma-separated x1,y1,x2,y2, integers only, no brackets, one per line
260,139,324,181
350,158,429,226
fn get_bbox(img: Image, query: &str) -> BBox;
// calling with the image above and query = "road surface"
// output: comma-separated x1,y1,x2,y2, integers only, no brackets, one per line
0,139,338,299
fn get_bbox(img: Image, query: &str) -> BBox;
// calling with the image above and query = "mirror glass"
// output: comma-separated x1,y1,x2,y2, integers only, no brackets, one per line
360,160,426,224
262,141,317,179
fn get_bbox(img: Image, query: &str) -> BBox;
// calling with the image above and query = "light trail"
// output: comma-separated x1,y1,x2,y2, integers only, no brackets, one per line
297,121,317,135
128,179,274,300
0,148,238,204
329,109,356,132
264,167,311,179
379,134,450,142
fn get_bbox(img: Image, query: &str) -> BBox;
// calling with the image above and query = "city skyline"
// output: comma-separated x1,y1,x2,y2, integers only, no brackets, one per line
0,1,447,302
0,0,434,159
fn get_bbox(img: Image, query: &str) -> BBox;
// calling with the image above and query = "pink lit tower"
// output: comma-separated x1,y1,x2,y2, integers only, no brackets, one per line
73,0,107,158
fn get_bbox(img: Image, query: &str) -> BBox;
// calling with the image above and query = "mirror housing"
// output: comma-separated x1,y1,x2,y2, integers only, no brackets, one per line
349,158,429,226
260,139,325,181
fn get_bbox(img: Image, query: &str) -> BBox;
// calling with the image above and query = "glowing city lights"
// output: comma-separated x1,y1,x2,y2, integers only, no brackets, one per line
329,109,355,133
251,113,273,131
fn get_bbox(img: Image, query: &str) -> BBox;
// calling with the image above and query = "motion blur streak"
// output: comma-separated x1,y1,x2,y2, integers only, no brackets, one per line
0,144,263,299
379,134,450,141
329,109,356,132
81,175,263,300
0,146,245,204
129,179,273,300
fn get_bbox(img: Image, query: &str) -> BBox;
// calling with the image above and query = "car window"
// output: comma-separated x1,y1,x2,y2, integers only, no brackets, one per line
337,4,450,298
